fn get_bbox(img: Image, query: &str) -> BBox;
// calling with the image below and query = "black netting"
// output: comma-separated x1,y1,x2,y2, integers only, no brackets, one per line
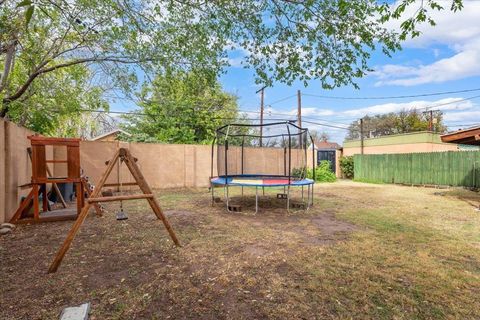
212,122,314,180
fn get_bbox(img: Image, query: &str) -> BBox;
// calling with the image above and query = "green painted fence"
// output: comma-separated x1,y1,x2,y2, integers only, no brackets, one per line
354,151,480,187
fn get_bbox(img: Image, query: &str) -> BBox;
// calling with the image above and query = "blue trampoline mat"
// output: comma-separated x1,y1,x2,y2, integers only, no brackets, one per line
211,175,314,187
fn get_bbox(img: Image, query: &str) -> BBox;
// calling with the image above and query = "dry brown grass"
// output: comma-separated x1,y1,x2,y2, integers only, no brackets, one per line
1,181,479,319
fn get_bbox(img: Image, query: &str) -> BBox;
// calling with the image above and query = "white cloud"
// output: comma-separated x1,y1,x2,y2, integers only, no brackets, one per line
374,1,480,86
248,96,479,143
443,110,480,122
267,97,476,119
375,39,480,86
342,97,476,117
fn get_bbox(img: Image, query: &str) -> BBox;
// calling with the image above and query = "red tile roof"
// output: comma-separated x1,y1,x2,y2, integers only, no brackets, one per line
315,140,341,149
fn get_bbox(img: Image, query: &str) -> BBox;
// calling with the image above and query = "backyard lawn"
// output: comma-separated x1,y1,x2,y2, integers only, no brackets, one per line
1,181,480,319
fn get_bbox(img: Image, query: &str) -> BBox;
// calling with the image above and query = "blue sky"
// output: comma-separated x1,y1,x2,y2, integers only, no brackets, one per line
113,1,480,144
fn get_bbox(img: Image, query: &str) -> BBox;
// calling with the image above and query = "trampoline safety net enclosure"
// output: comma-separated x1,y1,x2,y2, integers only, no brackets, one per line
210,121,315,213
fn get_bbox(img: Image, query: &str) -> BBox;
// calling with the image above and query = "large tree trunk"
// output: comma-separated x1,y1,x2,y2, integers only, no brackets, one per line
0,39,18,118
0,40,16,93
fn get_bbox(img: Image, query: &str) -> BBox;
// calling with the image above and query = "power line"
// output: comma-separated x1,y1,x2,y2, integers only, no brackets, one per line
68,108,296,123
302,120,350,131
303,87,480,100
239,108,351,126
266,94,297,106
423,94,480,111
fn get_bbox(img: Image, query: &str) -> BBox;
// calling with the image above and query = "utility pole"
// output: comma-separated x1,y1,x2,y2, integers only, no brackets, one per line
256,86,266,147
360,118,364,155
429,110,433,131
423,109,438,132
297,90,302,128
260,88,264,147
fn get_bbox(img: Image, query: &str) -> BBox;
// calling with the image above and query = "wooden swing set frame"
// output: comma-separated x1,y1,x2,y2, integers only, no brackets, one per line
48,147,181,273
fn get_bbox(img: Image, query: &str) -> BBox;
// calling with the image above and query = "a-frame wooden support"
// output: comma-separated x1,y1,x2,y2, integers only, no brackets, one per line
48,148,180,273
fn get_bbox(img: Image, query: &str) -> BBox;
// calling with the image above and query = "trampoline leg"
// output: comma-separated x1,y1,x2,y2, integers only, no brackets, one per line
226,185,231,212
211,183,215,206
301,186,304,201
255,186,259,214
310,184,314,207
286,185,291,213
307,185,311,210
262,186,265,196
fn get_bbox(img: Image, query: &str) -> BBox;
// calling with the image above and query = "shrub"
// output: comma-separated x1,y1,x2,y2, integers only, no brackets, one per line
291,161,336,182
291,166,307,178
307,160,336,182
339,156,354,179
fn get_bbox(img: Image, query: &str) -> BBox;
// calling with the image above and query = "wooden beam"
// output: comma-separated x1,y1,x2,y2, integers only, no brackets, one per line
122,148,181,247
102,182,138,187
82,179,103,216
87,194,153,203
48,150,120,273
9,189,35,223
33,178,82,184
28,136,81,146
33,184,39,221
15,214,77,224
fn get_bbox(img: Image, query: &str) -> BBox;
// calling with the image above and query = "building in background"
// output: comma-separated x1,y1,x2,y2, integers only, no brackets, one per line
441,126,480,146
314,140,341,176
91,129,131,142
342,131,466,157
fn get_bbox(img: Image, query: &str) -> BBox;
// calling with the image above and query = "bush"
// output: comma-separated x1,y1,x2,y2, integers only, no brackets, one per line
339,156,354,179
291,166,307,179
291,161,336,182
308,160,336,182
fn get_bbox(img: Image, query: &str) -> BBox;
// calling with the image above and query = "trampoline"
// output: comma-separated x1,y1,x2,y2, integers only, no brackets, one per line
210,121,316,213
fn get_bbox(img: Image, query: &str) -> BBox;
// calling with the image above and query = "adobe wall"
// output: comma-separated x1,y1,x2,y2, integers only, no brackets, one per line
0,121,317,223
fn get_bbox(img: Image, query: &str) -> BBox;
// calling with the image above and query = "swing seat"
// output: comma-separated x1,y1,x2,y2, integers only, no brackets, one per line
116,209,128,220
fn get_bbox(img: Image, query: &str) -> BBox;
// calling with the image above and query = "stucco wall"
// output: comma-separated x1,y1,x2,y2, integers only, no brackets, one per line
342,131,460,157
0,119,54,223
78,142,312,190
0,120,318,223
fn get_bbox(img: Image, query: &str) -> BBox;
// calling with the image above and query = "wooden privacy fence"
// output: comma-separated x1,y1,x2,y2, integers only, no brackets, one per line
354,151,480,187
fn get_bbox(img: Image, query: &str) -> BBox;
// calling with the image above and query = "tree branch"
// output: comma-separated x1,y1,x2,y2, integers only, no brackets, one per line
1,56,144,109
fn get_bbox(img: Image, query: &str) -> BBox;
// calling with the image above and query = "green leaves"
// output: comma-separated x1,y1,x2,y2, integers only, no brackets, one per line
16,0,32,7
24,5,34,26
391,0,462,43
16,0,34,27
0,0,465,129
122,70,241,144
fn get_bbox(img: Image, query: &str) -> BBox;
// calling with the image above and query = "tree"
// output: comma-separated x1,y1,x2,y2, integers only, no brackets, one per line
1,0,464,119
346,109,447,140
121,70,242,144
53,112,118,139
3,59,108,134
312,130,330,142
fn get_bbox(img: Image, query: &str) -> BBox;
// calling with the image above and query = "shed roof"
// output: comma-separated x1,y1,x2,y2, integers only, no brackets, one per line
441,126,480,145
315,140,341,150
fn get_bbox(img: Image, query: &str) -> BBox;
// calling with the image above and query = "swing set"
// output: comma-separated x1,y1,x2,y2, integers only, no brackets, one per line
8,136,180,273
48,147,181,273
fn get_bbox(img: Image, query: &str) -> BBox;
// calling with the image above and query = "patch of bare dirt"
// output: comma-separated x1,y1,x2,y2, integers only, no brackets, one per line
1,190,358,320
